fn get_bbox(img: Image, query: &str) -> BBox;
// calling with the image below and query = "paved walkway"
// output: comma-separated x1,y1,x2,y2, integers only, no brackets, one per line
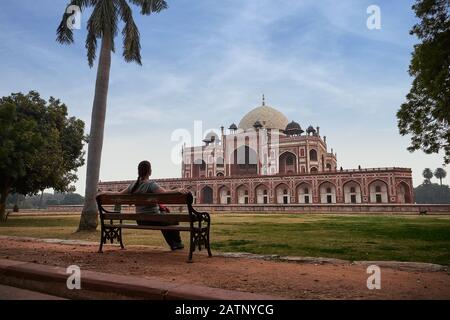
0,284,65,300
0,236,449,299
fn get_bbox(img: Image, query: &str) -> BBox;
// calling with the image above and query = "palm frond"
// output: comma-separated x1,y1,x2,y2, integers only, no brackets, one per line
118,0,142,64
56,0,95,44
85,0,120,67
128,0,168,15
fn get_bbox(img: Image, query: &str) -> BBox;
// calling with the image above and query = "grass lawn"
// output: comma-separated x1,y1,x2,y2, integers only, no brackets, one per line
1,213,450,265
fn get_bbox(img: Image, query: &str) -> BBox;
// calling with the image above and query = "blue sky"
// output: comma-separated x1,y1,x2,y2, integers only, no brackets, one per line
0,0,448,193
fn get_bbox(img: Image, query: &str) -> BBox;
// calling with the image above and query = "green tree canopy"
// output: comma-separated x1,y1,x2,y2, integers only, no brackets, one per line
0,91,86,221
414,183,450,203
397,0,450,163
423,167,434,183
434,167,447,185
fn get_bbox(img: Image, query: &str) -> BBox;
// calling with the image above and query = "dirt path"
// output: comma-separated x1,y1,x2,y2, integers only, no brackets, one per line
0,238,449,299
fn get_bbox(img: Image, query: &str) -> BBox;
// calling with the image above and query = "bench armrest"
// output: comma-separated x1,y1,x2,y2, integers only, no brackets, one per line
189,207,211,224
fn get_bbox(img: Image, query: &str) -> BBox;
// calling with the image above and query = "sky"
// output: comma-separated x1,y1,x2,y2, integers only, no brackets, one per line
0,0,448,193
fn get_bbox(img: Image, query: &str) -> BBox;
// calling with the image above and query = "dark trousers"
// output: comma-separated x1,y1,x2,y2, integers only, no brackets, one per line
136,220,182,248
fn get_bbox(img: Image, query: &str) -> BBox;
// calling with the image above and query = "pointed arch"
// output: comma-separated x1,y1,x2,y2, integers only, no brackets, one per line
275,183,290,204
343,180,362,203
255,183,269,204
279,151,297,174
296,182,313,204
218,185,231,204
396,181,412,204
201,186,213,204
369,179,389,203
230,146,258,176
318,181,336,203
235,184,250,204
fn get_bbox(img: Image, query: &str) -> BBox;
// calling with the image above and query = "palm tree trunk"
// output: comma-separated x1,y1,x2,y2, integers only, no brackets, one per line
0,189,8,222
78,34,112,231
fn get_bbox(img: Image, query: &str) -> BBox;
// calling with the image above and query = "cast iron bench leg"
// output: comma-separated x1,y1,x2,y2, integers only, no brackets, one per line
98,228,104,253
206,227,212,257
119,228,125,249
187,230,194,263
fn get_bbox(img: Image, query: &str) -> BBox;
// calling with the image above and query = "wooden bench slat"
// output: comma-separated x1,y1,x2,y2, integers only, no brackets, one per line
97,192,190,206
102,213,195,222
103,224,193,231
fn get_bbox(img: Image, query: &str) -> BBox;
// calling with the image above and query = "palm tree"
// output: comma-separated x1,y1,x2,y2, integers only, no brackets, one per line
422,168,433,184
434,168,447,186
57,0,168,231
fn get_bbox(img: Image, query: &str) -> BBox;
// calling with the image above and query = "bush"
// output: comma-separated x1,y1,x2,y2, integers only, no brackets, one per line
414,183,450,204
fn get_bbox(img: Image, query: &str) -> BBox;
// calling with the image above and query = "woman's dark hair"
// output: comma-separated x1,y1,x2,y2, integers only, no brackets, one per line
131,161,151,193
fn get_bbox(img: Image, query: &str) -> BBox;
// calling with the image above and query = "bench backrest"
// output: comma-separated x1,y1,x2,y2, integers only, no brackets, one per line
96,191,193,206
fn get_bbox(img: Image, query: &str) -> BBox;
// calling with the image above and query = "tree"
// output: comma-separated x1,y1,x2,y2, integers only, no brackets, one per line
434,167,447,185
0,91,86,221
414,183,450,203
397,0,450,163
57,0,168,231
61,193,85,205
423,168,434,183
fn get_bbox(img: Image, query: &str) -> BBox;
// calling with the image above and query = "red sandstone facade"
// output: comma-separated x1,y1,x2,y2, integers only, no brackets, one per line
98,99,414,206
98,167,414,205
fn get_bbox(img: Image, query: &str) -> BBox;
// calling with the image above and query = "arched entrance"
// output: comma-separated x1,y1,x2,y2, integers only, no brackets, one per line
343,181,362,203
369,180,388,203
275,183,290,204
296,183,312,204
236,185,249,204
255,184,269,204
201,186,213,204
230,146,258,175
279,152,297,174
397,182,412,203
218,185,231,204
319,182,336,203
193,159,206,178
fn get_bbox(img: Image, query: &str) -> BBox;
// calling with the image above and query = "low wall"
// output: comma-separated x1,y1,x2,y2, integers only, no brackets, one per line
44,204,450,215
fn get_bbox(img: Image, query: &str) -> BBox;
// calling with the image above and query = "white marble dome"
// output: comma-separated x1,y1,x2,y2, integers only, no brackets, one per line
238,104,289,131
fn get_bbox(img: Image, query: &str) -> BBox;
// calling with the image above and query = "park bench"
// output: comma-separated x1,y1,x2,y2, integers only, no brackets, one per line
96,191,212,262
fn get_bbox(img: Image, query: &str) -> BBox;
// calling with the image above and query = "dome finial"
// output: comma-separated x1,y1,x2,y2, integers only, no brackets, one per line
262,94,265,106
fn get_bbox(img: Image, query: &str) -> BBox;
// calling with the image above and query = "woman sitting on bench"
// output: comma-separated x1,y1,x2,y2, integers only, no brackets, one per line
120,160,185,251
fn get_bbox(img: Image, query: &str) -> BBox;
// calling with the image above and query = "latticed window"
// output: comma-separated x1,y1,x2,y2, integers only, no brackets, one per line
286,156,294,165
309,149,318,161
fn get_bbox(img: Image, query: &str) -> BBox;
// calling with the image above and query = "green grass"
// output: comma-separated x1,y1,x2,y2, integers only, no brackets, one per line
1,213,450,265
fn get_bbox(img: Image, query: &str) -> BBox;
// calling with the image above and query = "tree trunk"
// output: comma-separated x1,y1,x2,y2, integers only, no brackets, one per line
38,190,44,209
0,179,11,222
78,33,112,231
13,194,19,212
0,190,7,222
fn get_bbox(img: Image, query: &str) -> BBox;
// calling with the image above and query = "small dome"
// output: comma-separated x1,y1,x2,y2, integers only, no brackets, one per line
285,121,304,135
228,123,237,130
306,125,316,134
204,131,220,142
285,121,301,131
